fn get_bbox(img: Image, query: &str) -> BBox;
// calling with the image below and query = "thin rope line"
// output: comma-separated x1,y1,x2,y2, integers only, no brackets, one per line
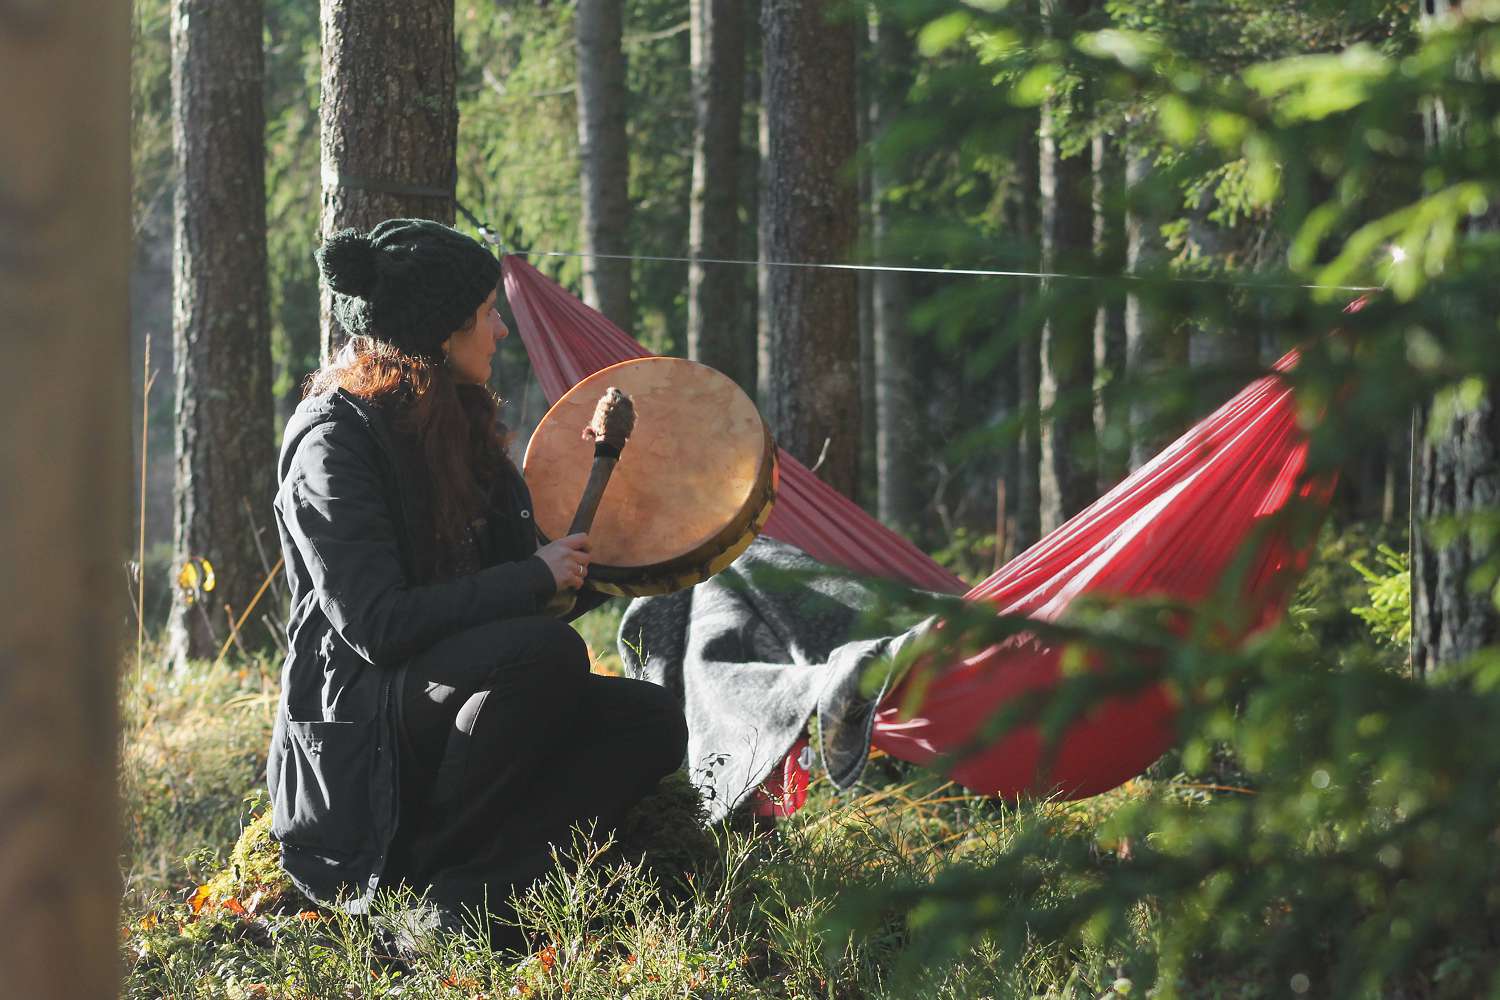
501,245,1378,293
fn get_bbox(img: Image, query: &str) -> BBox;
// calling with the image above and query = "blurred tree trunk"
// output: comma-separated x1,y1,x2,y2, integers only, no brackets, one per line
870,8,920,533
168,0,276,665
1125,147,1186,470
1412,0,1500,675
761,0,860,496
687,0,747,386
756,79,772,408
1037,0,1097,533
1014,115,1043,553
0,4,128,996
1093,133,1129,492
576,0,633,331
856,24,876,509
318,0,457,361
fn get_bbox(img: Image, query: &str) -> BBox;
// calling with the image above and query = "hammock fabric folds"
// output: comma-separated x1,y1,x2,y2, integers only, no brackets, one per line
502,254,1328,801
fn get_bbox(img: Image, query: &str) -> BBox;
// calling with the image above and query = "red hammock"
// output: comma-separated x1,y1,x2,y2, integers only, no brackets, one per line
503,254,1328,800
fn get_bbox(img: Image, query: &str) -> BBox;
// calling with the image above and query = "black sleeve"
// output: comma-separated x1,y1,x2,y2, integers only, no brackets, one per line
279,422,557,667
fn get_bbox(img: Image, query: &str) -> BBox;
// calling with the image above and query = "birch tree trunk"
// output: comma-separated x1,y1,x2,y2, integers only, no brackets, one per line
688,0,747,385
761,0,860,496
167,0,276,665
576,0,633,331
756,83,772,408
0,4,129,995
319,0,457,361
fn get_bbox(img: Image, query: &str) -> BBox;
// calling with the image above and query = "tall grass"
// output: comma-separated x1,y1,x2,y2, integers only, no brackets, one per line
120,596,1161,998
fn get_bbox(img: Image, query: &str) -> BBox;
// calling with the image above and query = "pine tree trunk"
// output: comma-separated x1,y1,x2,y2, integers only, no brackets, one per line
1412,404,1500,672
856,26,877,509
1014,115,1043,552
688,0,747,386
1125,148,1186,470
1093,133,1129,491
761,0,860,496
1037,0,1097,532
1411,0,1500,675
870,8,920,533
318,0,457,361
0,4,129,994
576,0,633,331
168,0,276,666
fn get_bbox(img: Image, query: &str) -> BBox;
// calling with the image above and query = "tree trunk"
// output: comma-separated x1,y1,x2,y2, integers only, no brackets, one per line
167,0,276,666
0,4,129,995
1037,0,1097,532
756,82,772,408
1412,403,1500,673
856,26,876,510
687,0,747,386
318,0,457,361
1093,133,1129,492
576,0,633,332
1125,148,1186,470
1014,114,1043,553
761,0,860,496
1411,0,1500,675
870,8,920,533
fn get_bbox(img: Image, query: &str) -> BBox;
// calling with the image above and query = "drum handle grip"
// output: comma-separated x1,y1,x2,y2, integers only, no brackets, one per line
568,447,620,536
544,445,621,617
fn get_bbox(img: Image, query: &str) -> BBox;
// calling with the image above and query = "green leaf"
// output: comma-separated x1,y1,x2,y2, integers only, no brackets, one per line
1012,63,1063,106
918,12,974,58
1075,29,1163,71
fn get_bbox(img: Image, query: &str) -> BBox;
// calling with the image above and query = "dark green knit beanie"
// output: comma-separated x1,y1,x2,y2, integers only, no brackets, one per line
315,219,501,362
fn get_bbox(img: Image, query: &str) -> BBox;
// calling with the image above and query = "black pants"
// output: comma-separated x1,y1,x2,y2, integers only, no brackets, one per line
384,616,687,936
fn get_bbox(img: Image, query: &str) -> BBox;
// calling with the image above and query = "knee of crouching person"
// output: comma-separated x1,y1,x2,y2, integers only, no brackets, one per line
649,686,689,774
517,615,591,675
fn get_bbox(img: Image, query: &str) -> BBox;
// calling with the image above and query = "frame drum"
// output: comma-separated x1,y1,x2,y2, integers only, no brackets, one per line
522,357,778,597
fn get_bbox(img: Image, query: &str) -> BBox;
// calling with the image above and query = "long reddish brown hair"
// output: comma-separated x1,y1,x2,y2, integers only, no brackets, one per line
304,330,512,581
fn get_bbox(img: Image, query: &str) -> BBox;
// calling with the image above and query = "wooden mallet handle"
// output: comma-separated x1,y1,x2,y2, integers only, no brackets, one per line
568,387,634,535
545,388,634,616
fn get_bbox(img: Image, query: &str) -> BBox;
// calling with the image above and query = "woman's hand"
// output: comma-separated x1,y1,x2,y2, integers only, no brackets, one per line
536,532,591,591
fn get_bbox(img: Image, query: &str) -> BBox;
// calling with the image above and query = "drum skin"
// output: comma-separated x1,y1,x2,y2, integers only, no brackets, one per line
522,357,778,597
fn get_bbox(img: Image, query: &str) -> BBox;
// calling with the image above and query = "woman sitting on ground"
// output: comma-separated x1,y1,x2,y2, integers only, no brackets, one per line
267,219,688,944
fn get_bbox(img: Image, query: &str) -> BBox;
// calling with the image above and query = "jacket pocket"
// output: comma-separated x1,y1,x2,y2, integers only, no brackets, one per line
271,719,377,862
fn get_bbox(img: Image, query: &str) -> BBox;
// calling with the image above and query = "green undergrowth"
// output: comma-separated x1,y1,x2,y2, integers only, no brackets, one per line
125,524,1495,998
120,634,1158,998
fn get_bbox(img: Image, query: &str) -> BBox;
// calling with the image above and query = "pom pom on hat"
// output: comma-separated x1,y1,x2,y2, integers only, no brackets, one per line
316,228,380,298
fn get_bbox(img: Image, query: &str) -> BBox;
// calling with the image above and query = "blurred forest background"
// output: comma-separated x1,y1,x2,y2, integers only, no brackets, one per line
133,0,1419,659
116,0,1500,995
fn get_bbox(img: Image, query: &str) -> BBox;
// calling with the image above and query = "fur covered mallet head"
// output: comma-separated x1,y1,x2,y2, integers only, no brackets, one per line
583,387,634,452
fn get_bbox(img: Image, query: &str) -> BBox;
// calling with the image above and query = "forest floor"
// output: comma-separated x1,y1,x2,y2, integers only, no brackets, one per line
121,547,1396,1000
119,600,1168,1000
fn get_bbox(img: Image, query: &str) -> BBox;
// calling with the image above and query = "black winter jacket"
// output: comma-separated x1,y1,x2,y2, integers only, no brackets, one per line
268,388,558,908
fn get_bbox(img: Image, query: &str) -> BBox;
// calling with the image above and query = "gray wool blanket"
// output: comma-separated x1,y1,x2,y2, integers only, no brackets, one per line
617,536,932,822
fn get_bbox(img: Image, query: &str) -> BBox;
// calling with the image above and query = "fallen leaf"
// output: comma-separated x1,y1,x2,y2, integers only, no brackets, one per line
221,897,247,918
187,885,212,915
